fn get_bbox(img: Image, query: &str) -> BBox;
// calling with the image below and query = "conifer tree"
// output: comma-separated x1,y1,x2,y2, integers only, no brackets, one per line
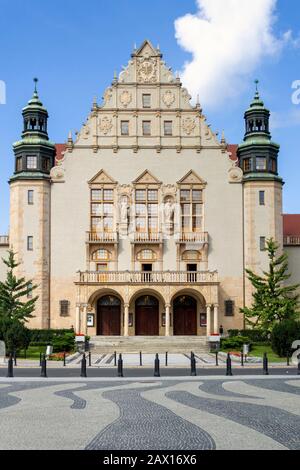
0,250,38,324
240,238,299,332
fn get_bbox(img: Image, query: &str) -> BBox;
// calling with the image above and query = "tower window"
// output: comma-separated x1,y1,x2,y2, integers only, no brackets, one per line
259,191,265,206
26,155,37,169
16,157,22,172
142,121,151,135
270,158,277,173
121,121,129,135
225,300,234,316
27,236,33,251
142,94,151,108
243,158,251,172
164,121,173,136
260,236,266,251
42,157,50,171
256,157,267,171
28,190,34,205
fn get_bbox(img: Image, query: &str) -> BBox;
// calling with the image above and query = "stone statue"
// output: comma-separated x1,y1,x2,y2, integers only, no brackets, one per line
164,198,175,225
120,197,129,225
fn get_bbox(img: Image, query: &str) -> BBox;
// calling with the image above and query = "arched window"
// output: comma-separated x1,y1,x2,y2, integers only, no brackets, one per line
136,249,156,261
98,295,121,306
92,249,110,260
182,250,201,261
135,295,159,306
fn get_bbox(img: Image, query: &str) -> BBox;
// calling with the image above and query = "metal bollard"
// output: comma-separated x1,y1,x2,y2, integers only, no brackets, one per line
215,351,219,367
118,354,124,377
154,353,160,377
7,354,14,378
139,351,142,366
39,352,42,367
63,352,66,367
241,352,244,367
226,353,233,376
40,354,47,378
13,350,17,366
88,351,91,367
191,352,197,376
297,353,300,375
165,352,168,367
287,355,290,366
114,351,117,367
263,352,269,375
80,354,87,378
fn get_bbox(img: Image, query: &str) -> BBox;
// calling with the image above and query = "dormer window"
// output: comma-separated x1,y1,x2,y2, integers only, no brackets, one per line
256,157,267,171
26,155,37,169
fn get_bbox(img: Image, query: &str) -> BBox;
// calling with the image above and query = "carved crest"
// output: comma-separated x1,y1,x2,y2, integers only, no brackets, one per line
182,117,196,135
119,90,132,108
99,116,113,135
162,90,175,108
137,57,157,83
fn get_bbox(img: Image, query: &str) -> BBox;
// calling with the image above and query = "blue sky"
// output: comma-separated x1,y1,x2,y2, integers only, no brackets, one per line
0,0,299,233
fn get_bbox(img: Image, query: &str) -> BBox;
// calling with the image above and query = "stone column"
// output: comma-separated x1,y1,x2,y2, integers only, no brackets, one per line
83,304,88,335
165,304,171,336
206,304,211,337
213,304,219,334
75,304,81,334
124,303,129,337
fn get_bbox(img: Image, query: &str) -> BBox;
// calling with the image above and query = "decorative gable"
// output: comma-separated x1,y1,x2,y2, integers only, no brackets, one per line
177,170,206,186
88,169,117,185
133,170,162,185
133,40,161,58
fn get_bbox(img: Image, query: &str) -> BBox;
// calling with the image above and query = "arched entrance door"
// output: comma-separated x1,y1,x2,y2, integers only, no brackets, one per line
135,295,159,336
97,295,121,335
173,295,197,335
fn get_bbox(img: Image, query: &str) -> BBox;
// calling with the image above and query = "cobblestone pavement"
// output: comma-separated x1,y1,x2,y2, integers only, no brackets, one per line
0,378,299,450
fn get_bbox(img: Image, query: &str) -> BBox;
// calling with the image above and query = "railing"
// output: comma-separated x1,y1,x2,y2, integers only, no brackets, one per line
0,236,9,246
87,232,118,243
175,232,209,243
77,270,218,284
132,232,163,243
283,236,300,246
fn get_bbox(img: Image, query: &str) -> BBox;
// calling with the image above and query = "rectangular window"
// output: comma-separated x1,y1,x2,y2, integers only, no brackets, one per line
135,189,146,201
243,158,251,172
180,188,204,232
27,236,33,251
225,300,234,316
142,121,151,135
164,121,172,136
26,155,37,169
256,157,267,171
60,300,70,317
260,236,266,251
28,190,34,205
27,282,33,299
270,158,277,173
259,190,265,205
91,189,102,201
142,94,151,108
42,157,50,171
103,189,113,201
121,121,129,135
16,157,22,171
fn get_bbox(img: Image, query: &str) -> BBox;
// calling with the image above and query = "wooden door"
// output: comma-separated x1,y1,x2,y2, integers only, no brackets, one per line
173,296,197,335
135,306,159,335
97,306,120,335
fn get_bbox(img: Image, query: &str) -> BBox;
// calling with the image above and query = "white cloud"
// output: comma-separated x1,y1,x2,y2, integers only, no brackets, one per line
174,0,291,108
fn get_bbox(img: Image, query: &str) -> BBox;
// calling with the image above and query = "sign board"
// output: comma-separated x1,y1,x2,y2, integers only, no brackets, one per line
243,344,250,354
87,314,94,327
0,340,5,364
75,335,85,342
46,345,53,356
209,335,221,342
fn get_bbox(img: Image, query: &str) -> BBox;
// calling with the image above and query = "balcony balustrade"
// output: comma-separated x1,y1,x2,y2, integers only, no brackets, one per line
175,232,209,244
86,232,118,243
0,236,9,246
131,232,163,243
77,270,218,285
283,236,300,246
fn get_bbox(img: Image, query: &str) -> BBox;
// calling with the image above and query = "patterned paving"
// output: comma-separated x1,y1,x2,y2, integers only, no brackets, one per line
0,378,299,450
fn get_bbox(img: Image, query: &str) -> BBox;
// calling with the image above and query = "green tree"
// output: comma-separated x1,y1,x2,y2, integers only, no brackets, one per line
240,238,300,333
4,321,31,354
0,250,38,324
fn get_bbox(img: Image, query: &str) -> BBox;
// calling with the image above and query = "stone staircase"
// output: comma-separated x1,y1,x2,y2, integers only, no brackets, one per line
89,336,209,354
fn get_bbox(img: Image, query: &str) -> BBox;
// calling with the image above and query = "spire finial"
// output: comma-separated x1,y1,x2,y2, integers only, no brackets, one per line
33,77,38,94
254,79,260,99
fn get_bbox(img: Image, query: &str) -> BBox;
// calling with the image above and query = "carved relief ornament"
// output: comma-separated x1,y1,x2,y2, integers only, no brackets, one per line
137,57,157,83
119,90,132,108
99,116,113,135
182,117,196,135
162,90,175,108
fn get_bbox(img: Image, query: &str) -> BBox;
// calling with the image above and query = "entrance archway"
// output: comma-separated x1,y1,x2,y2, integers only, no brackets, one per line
173,295,197,335
135,295,159,336
97,295,121,335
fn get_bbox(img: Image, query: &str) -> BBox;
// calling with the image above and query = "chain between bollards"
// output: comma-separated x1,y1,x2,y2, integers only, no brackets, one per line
7,353,14,378
118,353,124,377
191,351,197,376
263,352,269,375
226,353,233,376
40,354,47,378
80,353,87,378
154,353,160,377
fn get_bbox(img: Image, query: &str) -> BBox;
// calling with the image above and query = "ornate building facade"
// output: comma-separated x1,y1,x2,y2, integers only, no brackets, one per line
1,40,299,338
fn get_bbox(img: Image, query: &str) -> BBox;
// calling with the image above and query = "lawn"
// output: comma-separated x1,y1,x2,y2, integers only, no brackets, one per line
15,346,73,360
221,344,287,363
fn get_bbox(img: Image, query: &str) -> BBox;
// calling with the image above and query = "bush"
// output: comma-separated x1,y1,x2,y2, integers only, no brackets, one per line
228,329,269,342
221,336,253,351
51,332,75,352
271,320,300,357
4,321,31,353
29,329,74,343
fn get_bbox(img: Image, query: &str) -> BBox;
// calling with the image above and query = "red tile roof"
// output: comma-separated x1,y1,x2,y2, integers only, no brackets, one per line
55,144,67,164
283,214,300,237
227,144,238,161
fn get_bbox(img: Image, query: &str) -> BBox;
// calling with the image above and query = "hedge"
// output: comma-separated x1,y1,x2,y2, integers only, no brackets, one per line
227,329,269,342
29,329,74,343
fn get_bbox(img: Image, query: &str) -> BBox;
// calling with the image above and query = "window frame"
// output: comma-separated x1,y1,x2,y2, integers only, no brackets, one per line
27,190,34,205
142,94,151,109
27,236,33,251
26,155,37,170
121,120,129,136
259,190,265,206
142,120,151,136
